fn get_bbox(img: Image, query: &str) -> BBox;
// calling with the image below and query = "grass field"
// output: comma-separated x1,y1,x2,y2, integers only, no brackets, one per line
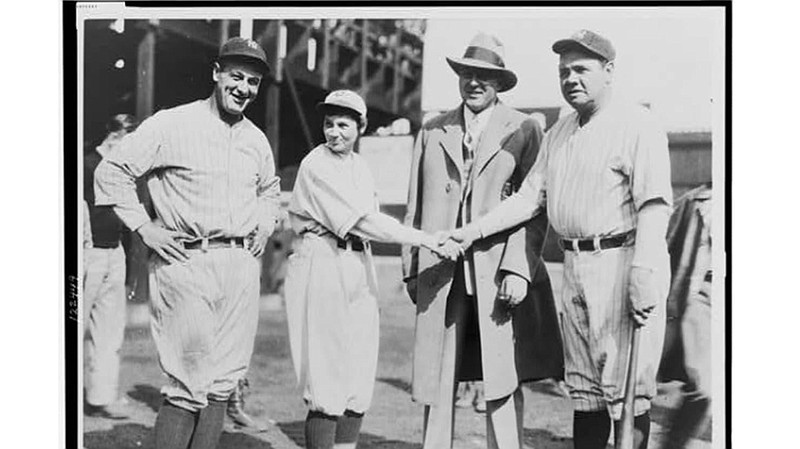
82,260,711,449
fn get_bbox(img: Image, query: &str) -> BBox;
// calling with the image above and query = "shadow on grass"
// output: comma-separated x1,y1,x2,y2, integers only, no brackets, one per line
523,427,574,449
523,378,570,399
84,423,151,449
277,421,421,449
376,377,412,395
84,423,275,449
127,384,162,413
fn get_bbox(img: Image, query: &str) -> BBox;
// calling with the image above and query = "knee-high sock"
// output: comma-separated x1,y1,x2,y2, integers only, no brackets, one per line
188,399,227,449
154,399,197,449
573,410,611,449
305,410,338,449
614,411,651,449
334,410,364,449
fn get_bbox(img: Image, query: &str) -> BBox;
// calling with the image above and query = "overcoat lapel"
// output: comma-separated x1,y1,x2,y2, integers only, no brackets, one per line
473,103,513,180
438,110,465,184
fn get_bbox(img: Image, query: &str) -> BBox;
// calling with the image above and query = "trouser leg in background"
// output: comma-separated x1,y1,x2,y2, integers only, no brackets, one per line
663,283,712,449
149,248,260,411
83,246,127,406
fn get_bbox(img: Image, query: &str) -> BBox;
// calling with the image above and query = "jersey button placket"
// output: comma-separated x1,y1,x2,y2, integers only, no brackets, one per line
226,126,235,234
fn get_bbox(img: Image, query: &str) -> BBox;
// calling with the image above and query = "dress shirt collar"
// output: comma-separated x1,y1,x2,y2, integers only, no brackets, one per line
463,101,497,138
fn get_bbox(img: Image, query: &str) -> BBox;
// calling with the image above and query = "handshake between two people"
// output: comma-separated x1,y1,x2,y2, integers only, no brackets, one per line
420,225,483,261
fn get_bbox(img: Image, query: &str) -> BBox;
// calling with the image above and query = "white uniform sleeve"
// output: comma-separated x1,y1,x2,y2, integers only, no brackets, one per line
94,112,165,231
474,133,549,238
257,138,281,235
630,112,673,210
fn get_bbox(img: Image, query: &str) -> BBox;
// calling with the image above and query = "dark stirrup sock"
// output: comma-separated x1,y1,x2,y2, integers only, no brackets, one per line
188,399,227,449
154,399,197,449
334,410,364,445
573,410,611,449
633,411,652,449
614,411,652,449
305,410,338,449
662,396,710,449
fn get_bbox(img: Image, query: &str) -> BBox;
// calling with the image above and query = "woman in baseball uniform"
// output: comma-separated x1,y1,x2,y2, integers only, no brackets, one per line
285,90,456,449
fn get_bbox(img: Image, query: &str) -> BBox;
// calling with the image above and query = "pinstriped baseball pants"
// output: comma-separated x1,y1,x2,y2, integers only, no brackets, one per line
559,246,669,421
148,247,260,412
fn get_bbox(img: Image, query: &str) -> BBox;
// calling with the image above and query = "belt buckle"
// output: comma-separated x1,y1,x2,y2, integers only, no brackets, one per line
201,237,209,252
592,236,602,254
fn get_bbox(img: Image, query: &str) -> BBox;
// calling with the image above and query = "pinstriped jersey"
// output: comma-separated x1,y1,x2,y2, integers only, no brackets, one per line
529,102,673,239
94,98,280,239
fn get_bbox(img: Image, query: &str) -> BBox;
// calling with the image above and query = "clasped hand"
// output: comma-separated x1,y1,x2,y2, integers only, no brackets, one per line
423,226,482,261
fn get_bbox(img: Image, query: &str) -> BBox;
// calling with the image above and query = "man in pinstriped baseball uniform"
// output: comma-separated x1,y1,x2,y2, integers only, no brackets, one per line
94,37,280,449
448,29,672,449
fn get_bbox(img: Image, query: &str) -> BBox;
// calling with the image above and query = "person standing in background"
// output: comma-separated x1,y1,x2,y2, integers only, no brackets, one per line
660,184,713,449
83,113,137,420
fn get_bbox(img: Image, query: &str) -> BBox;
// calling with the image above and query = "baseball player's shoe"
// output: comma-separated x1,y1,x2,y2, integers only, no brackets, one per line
473,385,486,413
227,378,272,431
84,397,130,420
455,383,474,408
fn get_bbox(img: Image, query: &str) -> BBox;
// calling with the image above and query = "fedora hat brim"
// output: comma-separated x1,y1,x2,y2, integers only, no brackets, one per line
446,57,517,92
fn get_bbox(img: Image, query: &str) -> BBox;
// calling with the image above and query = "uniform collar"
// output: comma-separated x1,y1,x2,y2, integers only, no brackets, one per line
205,95,247,128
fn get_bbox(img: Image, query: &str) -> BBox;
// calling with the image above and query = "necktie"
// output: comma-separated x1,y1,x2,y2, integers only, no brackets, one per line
461,115,479,296
463,117,478,183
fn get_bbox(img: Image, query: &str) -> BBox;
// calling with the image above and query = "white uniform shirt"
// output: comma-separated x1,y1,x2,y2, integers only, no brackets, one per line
289,144,379,239
94,98,280,239
478,102,672,239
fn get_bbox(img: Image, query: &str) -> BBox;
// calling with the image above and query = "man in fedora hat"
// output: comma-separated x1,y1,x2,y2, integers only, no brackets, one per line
401,32,563,449
444,29,673,449
95,36,280,449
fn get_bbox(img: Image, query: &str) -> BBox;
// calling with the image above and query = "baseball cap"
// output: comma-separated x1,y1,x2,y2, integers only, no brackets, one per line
552,29,616,62
316,90,368,123
218,37,270,75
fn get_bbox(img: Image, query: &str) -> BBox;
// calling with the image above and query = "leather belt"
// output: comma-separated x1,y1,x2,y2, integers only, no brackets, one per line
560,230,634,253
183,237,245,250
336,236,365,252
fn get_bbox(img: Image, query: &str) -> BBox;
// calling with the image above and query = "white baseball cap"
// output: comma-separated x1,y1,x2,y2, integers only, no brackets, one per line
316,90,367,123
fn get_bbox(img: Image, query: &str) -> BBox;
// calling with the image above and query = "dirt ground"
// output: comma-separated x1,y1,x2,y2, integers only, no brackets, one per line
82,260,711,449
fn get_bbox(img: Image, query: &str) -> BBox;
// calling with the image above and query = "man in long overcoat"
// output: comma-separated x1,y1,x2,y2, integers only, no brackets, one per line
401,32,563,449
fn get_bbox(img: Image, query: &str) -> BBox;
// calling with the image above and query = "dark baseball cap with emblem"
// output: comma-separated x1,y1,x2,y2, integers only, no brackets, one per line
218,37,270,75
552,29,616,62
